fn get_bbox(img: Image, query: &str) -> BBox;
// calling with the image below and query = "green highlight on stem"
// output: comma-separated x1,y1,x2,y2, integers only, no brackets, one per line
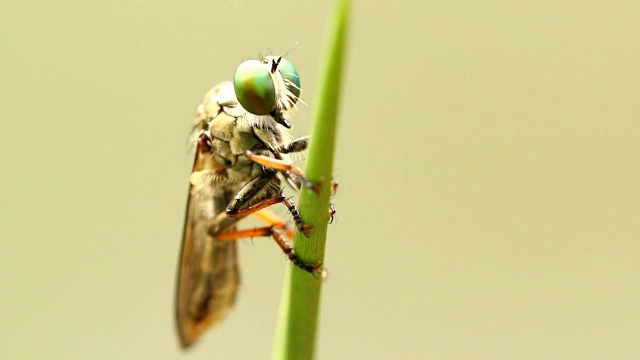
271,0,349,359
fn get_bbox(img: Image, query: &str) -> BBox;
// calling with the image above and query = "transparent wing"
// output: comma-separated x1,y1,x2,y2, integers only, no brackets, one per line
175,84,241,349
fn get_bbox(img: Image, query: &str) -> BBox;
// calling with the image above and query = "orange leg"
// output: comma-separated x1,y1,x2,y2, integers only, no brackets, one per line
254,209,295,239
245,150,317,191
247,150,340,198
227,194,311,237
254,203,335,231
213,226,321,273
227,196,284,217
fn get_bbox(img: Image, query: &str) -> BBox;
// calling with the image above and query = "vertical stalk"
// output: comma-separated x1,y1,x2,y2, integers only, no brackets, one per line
271,0,349,359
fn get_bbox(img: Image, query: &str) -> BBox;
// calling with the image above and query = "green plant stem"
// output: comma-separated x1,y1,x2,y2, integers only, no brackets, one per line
271,0,349,359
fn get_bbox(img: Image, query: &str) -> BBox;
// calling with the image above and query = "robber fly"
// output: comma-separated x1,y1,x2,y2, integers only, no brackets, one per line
176,56,320,348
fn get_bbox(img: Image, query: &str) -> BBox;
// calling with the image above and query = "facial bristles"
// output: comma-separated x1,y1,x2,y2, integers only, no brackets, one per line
279,79,302,111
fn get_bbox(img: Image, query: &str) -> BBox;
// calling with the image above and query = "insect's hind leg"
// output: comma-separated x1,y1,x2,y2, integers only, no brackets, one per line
213,226,321,273
253,209,295,239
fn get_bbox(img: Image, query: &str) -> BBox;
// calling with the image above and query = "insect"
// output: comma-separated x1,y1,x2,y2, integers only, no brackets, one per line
175,55,323,348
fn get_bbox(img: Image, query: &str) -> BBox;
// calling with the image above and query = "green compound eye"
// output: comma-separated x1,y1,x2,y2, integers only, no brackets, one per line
234,60,276,115
276,58,301,104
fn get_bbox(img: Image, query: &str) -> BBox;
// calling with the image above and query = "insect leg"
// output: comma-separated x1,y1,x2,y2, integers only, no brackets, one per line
227,193,311,237
252,197,335,227
280,136,309,154
330,178,339,196
220,175,311,237
245,150,317,191
213,226,321,273
253,209,295,239
245,151,339,225
205,191,315,271
328,203,336,224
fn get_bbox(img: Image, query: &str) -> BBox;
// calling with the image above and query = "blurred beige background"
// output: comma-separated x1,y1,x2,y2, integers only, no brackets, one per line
2,0,639,359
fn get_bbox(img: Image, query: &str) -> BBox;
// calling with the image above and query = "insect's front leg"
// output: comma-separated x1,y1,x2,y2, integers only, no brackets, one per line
280,136,309,154
245,150,317,191
246,150,339,223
